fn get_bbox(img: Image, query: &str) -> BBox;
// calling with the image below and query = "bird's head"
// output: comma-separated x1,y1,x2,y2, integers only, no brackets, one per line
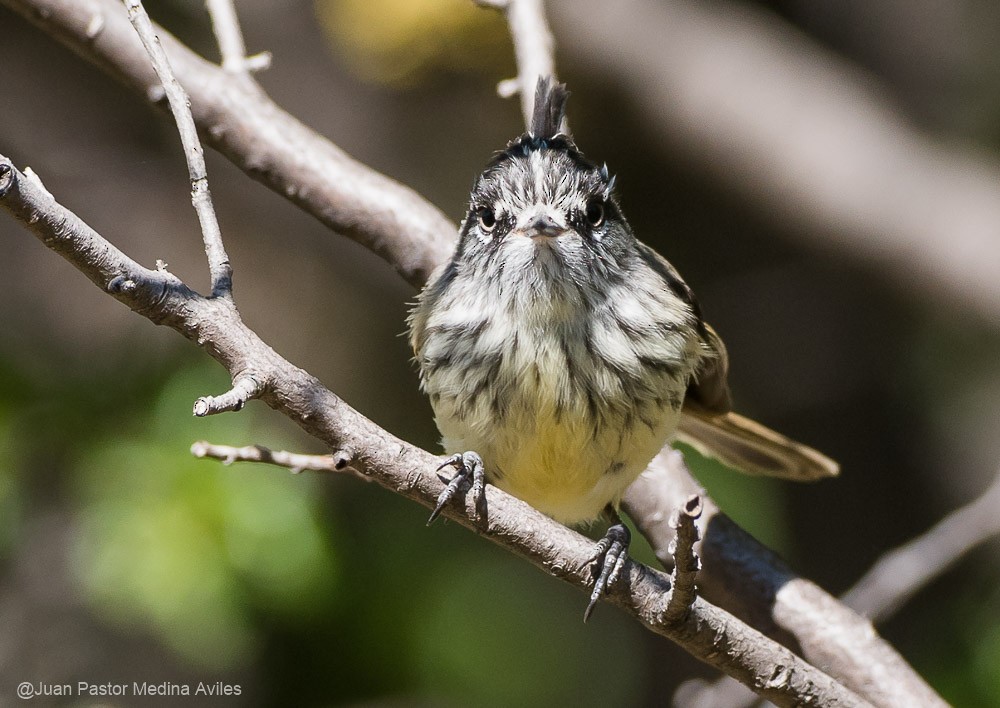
454,78,635,287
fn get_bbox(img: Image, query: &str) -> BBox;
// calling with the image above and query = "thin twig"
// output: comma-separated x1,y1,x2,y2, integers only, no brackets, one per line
475,0,559,132
124,0,233,297
205,0,246,72
190,441,368,480
127,0,255,409
204,0,270,74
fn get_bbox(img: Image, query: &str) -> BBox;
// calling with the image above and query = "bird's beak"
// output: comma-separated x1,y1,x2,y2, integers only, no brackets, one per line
521,212,567,239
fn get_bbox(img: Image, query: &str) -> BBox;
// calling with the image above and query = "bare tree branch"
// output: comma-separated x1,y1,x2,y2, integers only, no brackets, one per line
677,469,1000,708
843,468,1000,623
124,0,233,298
1,0,454,289
624,451,947,708
551,0,1000,323
0,156,869,708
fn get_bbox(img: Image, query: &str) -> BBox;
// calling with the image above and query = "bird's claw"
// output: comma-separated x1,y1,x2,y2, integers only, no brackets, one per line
428,451,486,525
584,521,631,621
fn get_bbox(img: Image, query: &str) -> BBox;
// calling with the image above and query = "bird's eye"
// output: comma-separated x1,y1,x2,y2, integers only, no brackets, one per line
585,199,605,227
477,207,497,232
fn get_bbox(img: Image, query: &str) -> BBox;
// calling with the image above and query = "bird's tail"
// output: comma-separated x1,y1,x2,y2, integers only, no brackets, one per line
675,410,839,482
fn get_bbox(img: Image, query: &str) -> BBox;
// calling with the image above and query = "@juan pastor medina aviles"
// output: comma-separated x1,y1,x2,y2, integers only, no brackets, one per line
21,681,242,697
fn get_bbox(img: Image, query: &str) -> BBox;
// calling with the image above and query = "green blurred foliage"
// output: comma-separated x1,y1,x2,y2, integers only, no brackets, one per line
971,608,1000,706
70,366,340,670
408,552,644,707
0,349,656,704
909,572,1000,708
677,444,791,554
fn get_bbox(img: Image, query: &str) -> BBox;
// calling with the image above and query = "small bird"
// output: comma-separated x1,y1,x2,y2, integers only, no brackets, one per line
409,78,837,618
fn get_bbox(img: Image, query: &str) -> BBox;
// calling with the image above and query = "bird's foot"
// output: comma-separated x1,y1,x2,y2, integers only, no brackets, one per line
584,520,631,621
428,451,486,525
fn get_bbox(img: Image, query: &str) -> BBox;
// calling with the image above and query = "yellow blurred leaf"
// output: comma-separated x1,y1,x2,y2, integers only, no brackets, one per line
316,0,511,84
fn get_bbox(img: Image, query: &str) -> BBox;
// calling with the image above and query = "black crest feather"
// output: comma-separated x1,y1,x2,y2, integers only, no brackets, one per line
530,76,569,139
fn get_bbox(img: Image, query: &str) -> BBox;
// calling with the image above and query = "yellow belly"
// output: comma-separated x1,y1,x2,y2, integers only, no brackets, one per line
437,397,681,524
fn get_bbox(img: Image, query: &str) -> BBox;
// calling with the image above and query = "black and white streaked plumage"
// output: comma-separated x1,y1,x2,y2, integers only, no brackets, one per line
410,78,837,614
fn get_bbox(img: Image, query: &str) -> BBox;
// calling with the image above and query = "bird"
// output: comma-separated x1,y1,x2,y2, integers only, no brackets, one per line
409,77,837,619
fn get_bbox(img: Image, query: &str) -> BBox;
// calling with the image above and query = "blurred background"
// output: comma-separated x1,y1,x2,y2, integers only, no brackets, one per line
1,0,999,705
